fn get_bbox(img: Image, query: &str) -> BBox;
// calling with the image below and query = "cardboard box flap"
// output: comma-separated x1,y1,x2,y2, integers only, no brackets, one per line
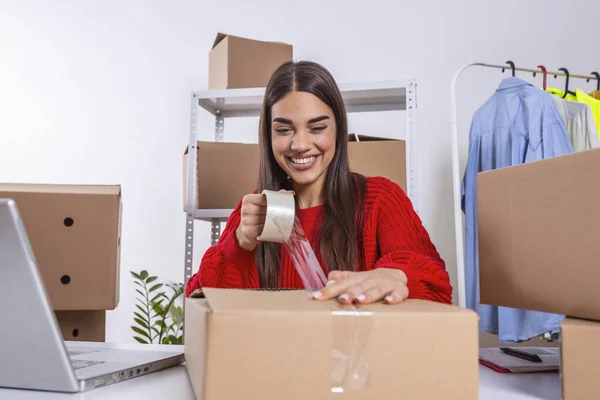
212,32,291,49
348,133,393,142
212,32,228,48
0,183,121,196
202,288,474,316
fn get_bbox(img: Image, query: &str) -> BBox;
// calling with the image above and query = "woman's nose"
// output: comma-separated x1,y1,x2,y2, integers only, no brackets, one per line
290,131,311,152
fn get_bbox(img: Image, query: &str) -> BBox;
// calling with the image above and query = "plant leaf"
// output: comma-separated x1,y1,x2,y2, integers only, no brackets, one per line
162,337,170,344
150,293,163,303
131,326,151,340
140,270,149,280
134,312,147,322
135,289,145,298
152,327,160,335
146,276,158,284
149,283,163,292
134,336,149,344
135,304,148,316
134,281,144,288
152,305,165,317
134,318,149,329
130,271,142,280
170,304,183,325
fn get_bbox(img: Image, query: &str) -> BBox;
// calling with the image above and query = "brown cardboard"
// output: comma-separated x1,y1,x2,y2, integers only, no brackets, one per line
477,148,600,320
183,135,407,210
184,288,479,400
183,141,259,210
348,134,407,192
0,183,122,310
560,317,600,399
55,310,106,342
208,33,293,90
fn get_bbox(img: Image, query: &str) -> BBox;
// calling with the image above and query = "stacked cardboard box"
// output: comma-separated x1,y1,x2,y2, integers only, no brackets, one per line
208,33,293,90
477,147,600,399
0,184,122,342
183,134,407,211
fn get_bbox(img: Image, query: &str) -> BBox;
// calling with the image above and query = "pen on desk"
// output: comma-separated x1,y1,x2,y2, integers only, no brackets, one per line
500,347,543,363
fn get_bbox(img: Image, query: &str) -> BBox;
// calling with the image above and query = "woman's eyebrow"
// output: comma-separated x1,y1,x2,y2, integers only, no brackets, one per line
308,115,330,124
272,115,330,124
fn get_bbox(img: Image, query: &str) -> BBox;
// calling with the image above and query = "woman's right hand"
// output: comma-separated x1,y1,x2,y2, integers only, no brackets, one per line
236,193,267,251
235,190,295,251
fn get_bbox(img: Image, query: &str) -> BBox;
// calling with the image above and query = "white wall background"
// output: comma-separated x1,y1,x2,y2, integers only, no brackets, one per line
1,0,598,343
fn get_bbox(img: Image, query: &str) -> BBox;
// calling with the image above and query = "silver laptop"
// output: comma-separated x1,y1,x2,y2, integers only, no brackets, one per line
0,199,185,393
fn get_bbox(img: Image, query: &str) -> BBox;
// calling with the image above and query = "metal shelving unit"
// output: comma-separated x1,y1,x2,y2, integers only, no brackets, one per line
184,80,418,283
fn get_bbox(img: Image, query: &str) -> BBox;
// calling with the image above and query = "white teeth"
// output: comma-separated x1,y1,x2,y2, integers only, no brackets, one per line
291,156,316,165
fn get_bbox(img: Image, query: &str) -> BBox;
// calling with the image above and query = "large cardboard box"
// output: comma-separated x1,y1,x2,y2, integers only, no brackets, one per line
560,317,600,399
55,310,106,342
477,148,600,320
183,136,406,211
0,184,122,311
208,33,293,90
184,288,479,400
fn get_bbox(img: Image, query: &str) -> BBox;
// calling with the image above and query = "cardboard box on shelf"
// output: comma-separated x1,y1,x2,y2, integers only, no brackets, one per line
0,183,122,311
55,310,106,342
477,148,600,320
184,288,479,400
182,141,259,210
348,134,406,192
208,33,293,90
560,317,600,399
183,135,407,211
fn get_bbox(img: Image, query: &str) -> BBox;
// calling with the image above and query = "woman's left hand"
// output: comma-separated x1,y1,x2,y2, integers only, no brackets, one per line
312,268,409,305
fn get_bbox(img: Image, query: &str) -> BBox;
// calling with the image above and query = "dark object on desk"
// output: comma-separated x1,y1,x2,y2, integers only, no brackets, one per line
500,347,542,363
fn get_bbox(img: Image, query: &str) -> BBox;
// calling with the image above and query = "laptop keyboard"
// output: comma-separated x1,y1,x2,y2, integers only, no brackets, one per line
71,359,105,370
67,349,105,370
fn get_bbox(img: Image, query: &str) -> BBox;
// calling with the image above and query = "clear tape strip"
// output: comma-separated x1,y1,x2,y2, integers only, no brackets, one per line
330,305,373,393
260,190,372,393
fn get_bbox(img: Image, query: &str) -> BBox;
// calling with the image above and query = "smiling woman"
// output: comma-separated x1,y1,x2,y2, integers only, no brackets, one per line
185,61,452,306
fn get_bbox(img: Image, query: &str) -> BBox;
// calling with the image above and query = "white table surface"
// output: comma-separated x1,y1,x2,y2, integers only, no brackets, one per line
0,342,562,400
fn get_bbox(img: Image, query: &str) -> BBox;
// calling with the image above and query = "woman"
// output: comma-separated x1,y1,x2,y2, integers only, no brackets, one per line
185,61,452,305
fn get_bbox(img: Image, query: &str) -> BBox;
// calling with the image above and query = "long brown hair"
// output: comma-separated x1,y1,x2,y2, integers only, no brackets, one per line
255,60,367,288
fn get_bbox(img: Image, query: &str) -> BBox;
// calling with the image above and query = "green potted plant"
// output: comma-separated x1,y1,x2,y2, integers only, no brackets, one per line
130,270,184,344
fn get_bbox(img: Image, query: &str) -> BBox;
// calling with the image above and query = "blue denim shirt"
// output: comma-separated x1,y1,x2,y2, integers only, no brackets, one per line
461,77,573,343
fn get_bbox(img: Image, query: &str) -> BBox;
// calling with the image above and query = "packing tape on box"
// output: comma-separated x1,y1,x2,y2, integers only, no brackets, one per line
330,305,373,393
258,190,372,393
257,190,328,291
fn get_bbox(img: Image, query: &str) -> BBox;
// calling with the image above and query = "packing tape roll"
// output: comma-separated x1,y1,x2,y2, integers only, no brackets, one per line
257,190,296,243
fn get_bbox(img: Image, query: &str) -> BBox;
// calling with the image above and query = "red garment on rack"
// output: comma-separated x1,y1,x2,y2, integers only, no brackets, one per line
185,176,452,304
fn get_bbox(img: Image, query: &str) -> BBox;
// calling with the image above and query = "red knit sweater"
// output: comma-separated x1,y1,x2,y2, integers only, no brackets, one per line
185,176,452,304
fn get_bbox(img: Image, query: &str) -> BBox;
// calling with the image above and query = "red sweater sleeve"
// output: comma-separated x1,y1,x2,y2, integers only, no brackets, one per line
371,178,452,304
185,199,260,297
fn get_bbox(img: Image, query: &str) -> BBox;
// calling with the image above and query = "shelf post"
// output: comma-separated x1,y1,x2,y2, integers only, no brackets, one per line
184,93,199,284
211,109,224,245
406,80,418,212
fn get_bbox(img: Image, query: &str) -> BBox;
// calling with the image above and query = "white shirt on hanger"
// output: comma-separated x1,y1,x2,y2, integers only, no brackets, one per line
550,96,599,151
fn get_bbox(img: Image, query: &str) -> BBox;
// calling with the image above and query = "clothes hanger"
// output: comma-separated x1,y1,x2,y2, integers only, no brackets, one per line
533,65,548,90
587,71,600,99
501,60,516,77
554,68,576,98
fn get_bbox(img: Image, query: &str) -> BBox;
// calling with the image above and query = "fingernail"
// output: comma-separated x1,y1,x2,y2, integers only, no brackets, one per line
312,291,322,299
339,294,349,301
385,295,394,303
326,280,335,286
356,294,366,302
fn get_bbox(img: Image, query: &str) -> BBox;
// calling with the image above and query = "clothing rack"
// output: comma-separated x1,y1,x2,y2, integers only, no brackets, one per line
450,61,600,309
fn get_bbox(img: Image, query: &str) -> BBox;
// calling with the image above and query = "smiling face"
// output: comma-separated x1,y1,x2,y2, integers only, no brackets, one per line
270,91,337,192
